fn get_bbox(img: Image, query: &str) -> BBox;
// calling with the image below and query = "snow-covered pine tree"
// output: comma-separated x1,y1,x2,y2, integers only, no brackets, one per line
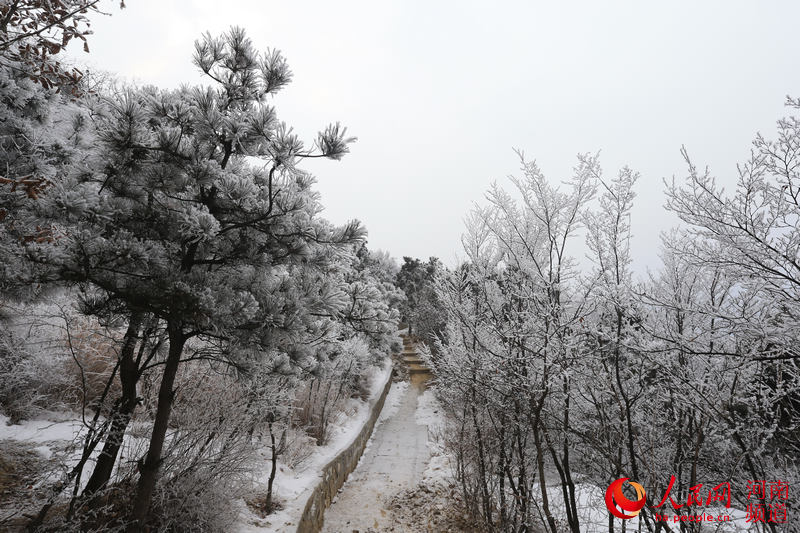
0,49,93,300
342,244,403,355
395,255,445,346
28,26,365,528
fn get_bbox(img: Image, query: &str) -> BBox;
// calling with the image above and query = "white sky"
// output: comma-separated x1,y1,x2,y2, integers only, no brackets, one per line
69,1,800,271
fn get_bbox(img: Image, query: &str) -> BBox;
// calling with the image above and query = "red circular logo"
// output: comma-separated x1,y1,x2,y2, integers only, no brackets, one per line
605,477,646,519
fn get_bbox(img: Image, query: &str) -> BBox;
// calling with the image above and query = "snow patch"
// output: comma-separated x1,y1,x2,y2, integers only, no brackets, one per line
0,413,84,443
33,445,53,459
378,380,407,423
414,386,442,429
413,387,453,489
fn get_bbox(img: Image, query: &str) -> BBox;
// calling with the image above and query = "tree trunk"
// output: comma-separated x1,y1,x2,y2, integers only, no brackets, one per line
534,425,557,533
83,311,144,497
470,401,492,529
26,429,109,531
266,421,278,511
128,322,185,531
530,385,556,533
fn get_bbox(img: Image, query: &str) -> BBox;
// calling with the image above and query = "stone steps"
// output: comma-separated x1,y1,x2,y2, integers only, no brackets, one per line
399,333,432,383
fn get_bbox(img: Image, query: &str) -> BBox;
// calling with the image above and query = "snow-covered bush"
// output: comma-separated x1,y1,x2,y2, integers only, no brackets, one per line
0,331,71,422
60,317,124,414
0,303,114,422
294,336,373,445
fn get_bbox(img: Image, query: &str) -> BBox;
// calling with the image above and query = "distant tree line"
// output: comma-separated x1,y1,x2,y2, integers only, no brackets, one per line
395,256,445,348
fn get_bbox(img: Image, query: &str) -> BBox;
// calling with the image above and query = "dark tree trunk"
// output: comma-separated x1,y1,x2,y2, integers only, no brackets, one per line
28,316,142,530
266,421,278,511
128,322,186,531
82,312,144,497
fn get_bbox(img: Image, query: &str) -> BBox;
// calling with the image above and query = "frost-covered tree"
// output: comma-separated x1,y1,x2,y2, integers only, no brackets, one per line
342,243,403,354
579,156,653,529
425,99,800,533
0,0,119,299
290,244,401,447
395,255,445,346
665,100,800,361
659,101,800,530
0,65,69,297
0,0,123,88
635,239,752,527
26,27,366,528
429,153,597,532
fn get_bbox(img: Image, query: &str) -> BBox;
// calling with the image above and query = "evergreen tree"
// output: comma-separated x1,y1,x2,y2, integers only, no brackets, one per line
395,255,444,345
29,27,364,528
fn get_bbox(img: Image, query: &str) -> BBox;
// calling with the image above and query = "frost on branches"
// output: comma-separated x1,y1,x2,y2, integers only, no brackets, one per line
428,117,800,532
1,27,400,531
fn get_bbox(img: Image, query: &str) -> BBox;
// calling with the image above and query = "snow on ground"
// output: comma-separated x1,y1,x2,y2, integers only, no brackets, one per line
32,445,53,460
0,411,111,491
0,411,156,497
414,386,452,489
0,411,123,522
320,382,480,533
320,378,430,532
413,386,441,429
237,360,393,533
378,380,407,423
0,361,393,533
0,413,84,444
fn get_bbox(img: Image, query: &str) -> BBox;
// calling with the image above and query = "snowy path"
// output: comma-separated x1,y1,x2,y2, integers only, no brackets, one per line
321,379,430,532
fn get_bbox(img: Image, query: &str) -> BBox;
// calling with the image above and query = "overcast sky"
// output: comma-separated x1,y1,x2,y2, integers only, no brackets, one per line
69,1,800,272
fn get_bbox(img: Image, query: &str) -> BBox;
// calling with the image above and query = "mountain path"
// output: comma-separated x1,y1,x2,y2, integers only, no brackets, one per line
321,337,431,532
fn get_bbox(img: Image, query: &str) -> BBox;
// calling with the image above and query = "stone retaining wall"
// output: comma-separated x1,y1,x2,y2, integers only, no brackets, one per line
296,364,394,533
